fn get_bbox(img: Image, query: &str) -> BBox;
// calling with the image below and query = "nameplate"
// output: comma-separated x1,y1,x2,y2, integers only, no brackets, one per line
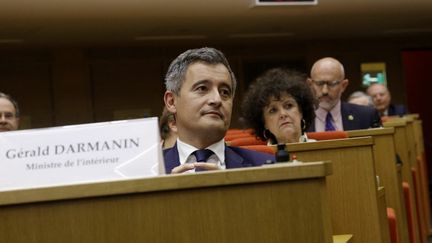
0,118,164,191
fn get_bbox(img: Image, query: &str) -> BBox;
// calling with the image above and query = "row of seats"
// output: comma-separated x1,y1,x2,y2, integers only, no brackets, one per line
225,115,430,243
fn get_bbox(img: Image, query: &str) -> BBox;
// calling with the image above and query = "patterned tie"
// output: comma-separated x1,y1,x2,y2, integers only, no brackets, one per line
193,149,214,172
325,112,336,131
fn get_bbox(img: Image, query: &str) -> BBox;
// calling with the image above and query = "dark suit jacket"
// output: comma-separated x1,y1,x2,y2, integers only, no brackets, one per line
307,102,382,132
387,104,408,117
163,144,275,174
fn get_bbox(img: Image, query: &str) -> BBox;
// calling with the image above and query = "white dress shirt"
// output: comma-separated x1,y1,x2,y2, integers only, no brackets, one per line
314,101,343,132
176,138,226,172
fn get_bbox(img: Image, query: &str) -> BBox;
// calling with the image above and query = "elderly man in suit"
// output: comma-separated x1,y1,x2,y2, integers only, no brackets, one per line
163,47,274,174
306,57,381,132
367,83,407,117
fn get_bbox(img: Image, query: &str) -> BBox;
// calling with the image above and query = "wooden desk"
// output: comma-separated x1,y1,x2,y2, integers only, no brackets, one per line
333,234,353,243
384,118,422,243
0,162,333,243
285,137,390,243
411,116,432,235
348,128,409,243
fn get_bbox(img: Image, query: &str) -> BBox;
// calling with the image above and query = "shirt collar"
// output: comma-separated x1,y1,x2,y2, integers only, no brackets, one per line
176,138,225,165
316,100,341,122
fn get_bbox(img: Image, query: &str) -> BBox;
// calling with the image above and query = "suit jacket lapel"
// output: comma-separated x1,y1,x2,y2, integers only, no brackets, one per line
163,144,181,173
225,146,244,168
341,102,355,131
165,145,246,172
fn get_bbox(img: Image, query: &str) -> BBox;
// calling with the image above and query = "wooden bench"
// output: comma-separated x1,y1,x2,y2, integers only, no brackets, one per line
282,137,390,243
0,162,333,243
348,128,409,243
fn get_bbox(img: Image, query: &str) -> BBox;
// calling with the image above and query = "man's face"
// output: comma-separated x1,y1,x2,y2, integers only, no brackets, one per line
164,62,233,146
368,84,390,113
0,98,19,132
308,65,348,111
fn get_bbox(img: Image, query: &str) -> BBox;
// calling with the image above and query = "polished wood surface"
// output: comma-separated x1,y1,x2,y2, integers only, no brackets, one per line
333,234,353,243
0,162,333,243
412,117,432,235
384,118,422,243
348,128,409,243
284,137,390,243
377,187,392,243
404,117,429,242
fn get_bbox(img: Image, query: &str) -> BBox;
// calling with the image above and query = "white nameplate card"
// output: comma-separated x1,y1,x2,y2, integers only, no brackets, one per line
0,118,164,191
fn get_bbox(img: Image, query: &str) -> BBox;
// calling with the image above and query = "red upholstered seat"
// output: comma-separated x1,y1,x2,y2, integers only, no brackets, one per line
387,207,400,243
411,168,427,243
240,145,275,155
228,136,267,146
225,132,255,141
225,129,253,136
403,182,417,243
305,131,348,141
416,154,431,236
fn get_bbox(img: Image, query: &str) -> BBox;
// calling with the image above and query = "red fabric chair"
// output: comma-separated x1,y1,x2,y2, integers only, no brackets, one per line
225,132,255,141
228,136,267,146
416,154,431,235
411,168,427,243
387,207,400,243
305,131,348,141
240,145,275,155
403,182,417,243
225,129,253,136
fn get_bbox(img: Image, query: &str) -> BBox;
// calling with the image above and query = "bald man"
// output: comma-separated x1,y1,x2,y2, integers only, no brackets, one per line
306,57,381,132
367,83,407,117
0,92,20,132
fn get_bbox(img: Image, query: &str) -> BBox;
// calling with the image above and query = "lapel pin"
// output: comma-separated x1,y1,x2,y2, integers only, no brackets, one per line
348,115,354,121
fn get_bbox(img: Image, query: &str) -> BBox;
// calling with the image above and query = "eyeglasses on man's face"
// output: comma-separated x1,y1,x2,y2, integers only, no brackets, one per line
311,80,342,88
0,112,17,120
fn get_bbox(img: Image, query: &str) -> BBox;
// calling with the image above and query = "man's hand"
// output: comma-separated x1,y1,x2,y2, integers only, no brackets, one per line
171,162,220,174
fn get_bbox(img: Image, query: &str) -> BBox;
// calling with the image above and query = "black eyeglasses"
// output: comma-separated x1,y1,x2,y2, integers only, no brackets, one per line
0,112,16,120
311,80,342,88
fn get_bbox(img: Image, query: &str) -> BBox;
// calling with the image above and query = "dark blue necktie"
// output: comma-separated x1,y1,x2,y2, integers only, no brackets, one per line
325,112,336,131
193,149,214,172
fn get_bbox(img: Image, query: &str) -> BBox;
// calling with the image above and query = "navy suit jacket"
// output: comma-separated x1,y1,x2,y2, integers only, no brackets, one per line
387,104,408,117
307,102,382,132
163,144,275,174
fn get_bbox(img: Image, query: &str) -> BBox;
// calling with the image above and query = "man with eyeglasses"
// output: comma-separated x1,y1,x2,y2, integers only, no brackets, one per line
0,92,20,132
306,57,381,132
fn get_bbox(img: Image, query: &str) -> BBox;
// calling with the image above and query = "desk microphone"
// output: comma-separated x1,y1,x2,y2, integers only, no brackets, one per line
275,143,290,163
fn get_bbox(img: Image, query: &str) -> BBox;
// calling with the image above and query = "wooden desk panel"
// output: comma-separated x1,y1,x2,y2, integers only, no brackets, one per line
412,118,432,235
285,137,390,243
348,128,409,243
1,162,333,243
384,119,421,243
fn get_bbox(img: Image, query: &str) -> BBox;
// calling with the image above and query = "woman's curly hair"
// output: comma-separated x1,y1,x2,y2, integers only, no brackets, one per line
241,68,315,143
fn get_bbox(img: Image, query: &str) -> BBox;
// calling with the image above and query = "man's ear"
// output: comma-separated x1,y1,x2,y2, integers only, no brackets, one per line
340,79,349,92
164,91,177,114
306,78,313,87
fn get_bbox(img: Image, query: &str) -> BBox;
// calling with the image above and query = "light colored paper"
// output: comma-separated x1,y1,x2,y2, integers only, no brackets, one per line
0,118,164,191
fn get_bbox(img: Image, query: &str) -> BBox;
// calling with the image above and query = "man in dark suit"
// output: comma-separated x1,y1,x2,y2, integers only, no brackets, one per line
367,83,408,117
163,47,274,174
306,57,381,132
0,92,20,132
